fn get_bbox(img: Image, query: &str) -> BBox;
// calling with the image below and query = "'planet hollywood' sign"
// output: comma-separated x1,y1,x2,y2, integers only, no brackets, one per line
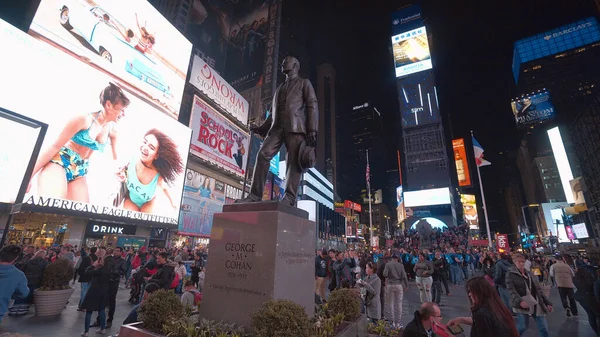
190,55,249,125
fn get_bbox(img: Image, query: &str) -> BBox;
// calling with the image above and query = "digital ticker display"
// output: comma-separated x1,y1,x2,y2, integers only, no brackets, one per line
398,71,440,128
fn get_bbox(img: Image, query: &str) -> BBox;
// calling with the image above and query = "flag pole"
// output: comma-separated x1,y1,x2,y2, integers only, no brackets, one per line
471,130,492,249
367,150,374,247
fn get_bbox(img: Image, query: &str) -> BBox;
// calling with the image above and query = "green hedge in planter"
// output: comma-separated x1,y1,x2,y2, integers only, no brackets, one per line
251,300,311,337
39,258,74,291
139,290,185,334
326,289,361,321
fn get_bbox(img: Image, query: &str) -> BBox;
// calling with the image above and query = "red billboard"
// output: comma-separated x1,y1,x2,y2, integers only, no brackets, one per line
344,200,362,213
496,234,509,252
452,138,472,187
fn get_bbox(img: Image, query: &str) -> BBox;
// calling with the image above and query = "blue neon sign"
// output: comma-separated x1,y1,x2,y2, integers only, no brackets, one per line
512,17,600,83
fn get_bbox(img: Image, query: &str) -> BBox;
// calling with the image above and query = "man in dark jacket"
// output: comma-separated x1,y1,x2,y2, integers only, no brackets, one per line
403,302,443,337
315,250,328,302
147,252,174,289
431,250,446,306
106,246,127,327
494,253,513,310
15,246,35,270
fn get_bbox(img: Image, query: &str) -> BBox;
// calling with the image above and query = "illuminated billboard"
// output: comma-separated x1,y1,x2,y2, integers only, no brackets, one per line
547,127,575,203
1,18,191,225
513,17,600,83
398,71,440,128
0,109,46,204
392,26,432,78
391,5,423,38
189,56,249,125
29,0,192,119
396,186,403,207
189,96,250,178
178,169,225,237
510,91,556,127
572,223,589,239
404,187,451,207
460,194,479,230
452,138,472,187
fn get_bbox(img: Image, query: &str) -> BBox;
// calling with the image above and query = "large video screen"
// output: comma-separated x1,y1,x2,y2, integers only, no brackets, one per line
0,110,44,204
404,187,451,208
510,91,556,128
392,26,432,78
398,71,440,128
29,0,192,119
0,18,191,225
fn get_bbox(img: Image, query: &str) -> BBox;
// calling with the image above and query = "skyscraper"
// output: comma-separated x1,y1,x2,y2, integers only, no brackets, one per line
390,5,454,227
316,63,337,192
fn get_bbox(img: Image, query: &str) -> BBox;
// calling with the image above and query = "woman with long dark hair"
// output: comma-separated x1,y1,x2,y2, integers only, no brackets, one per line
117,129,184,212
574,268,600,336
448,277,519,337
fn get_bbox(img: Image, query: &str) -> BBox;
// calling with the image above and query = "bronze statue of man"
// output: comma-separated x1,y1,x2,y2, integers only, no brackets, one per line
237,56,318,206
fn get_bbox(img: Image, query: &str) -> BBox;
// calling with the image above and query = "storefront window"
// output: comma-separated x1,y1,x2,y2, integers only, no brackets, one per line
8,213,71,247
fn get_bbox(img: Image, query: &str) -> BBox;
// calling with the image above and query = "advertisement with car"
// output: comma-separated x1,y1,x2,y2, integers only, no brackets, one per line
29,0,192,119
0,18,191,225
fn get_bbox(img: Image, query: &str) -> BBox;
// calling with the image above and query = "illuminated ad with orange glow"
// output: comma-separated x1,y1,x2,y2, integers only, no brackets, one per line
452,138,472,187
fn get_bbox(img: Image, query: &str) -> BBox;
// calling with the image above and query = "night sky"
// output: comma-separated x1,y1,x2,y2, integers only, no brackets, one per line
304,0,598,231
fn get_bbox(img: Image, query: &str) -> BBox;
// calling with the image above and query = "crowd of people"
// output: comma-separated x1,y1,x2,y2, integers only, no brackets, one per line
315,224,600,337
0,244,208,336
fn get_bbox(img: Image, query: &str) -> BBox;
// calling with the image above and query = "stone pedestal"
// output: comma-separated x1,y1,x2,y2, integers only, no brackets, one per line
199,201,316,327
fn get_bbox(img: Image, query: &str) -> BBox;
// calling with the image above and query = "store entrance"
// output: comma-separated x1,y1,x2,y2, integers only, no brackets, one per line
7,213,77,247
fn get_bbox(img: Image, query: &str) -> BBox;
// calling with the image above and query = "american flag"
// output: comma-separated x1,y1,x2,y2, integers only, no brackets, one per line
366,162,370,187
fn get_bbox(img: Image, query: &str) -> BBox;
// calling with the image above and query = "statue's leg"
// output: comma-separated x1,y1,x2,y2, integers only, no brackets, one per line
282,132,305,205
248,128,284,199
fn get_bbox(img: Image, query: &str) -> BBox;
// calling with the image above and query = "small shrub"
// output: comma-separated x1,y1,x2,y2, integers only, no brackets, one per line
251,300,311,337
197,319,246,337
139,290,185,334
327,289,361,320
40,258,74,290
367,320,402,337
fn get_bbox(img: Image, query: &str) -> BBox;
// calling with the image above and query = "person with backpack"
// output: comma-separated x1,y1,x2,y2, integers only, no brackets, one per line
181,280,202,313
494,253,513,310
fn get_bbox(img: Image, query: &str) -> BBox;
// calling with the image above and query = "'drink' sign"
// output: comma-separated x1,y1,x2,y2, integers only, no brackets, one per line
86,222,137,236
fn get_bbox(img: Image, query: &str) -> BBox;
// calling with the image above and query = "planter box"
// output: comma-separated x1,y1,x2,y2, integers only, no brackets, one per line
118,322,165,337
34,287,74,316
336,314,368,337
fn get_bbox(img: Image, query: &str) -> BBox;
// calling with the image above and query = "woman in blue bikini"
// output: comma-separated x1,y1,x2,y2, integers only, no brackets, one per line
29,83,129,202
117,129,184,213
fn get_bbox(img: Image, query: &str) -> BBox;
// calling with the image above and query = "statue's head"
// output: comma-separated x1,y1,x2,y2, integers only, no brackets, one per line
281,56,299,75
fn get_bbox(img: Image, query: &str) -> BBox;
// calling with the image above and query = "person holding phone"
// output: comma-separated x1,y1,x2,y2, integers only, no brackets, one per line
447,277,519,337
356,262,381,323
506,254,552,337
80,248,112,336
